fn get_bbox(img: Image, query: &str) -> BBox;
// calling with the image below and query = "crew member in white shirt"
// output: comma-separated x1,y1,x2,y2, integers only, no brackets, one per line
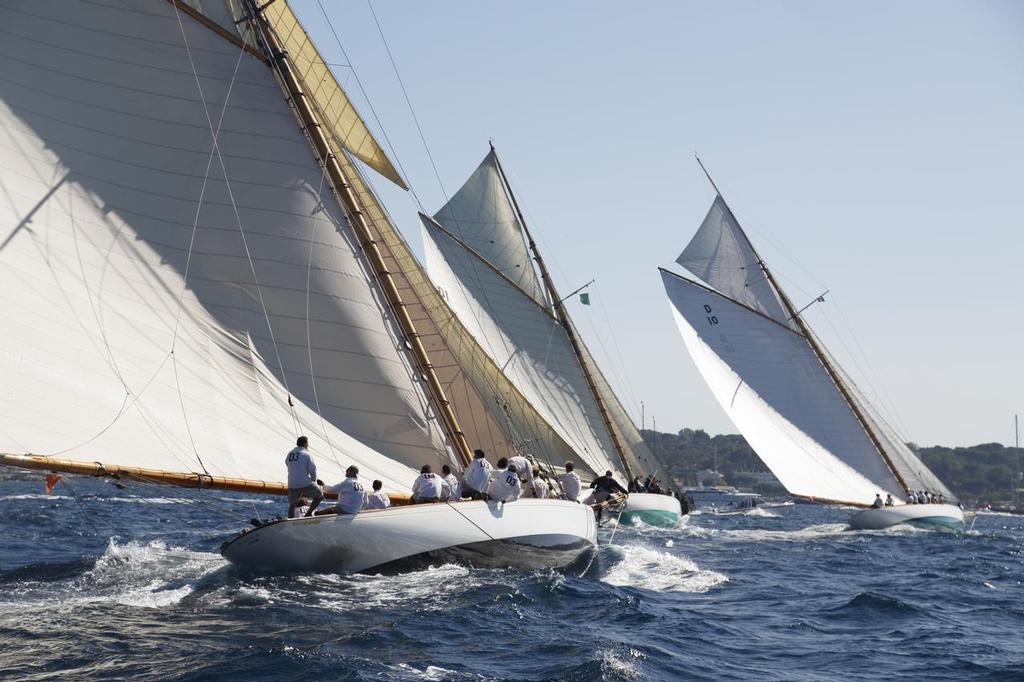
508,453,535,488
487,462,522,503
462,449,492,500
411,464,451,503
529,468,549,499
871,493,883,509
364,479,391,510
320,465,367,515
285,436,324,518
558,461,582,502
441,464,460,501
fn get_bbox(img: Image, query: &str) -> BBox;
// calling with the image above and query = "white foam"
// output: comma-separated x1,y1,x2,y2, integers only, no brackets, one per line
602,545,728,593
597,648,644,679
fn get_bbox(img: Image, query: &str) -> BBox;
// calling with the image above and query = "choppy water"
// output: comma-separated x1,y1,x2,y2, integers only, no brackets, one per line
1,475,1022,681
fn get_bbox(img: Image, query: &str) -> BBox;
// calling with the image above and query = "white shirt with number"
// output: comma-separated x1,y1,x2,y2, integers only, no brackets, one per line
285,447,317,489
364,491,391,510
326,477,366,513
508,455,533,483
412,472,450,501
487,469,522,503
463,458,492,493
559,471,581,501
443,473,460,500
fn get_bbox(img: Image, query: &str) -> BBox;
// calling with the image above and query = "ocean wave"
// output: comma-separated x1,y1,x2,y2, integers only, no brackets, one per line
601,544,728,593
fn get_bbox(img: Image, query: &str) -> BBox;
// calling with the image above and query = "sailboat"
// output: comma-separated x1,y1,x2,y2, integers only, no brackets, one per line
659,162,963,530
0,0,598,573
420,145,683,527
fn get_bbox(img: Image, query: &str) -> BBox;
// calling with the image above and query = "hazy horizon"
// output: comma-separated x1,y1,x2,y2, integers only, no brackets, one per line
295,0,1023,448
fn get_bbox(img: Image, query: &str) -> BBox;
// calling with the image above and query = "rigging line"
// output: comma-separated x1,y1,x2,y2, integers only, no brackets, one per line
313,0,418,204
444,501,496,542
172,2,300,435
366,0,445,206
168,30,248,476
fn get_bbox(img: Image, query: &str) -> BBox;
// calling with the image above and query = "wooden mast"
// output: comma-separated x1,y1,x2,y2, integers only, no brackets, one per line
246,1,472,467
489,143,634,482
695,157,909,493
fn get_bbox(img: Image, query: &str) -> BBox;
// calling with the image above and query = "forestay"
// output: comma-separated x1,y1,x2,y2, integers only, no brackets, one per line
661,270,904,505
0,0,453,491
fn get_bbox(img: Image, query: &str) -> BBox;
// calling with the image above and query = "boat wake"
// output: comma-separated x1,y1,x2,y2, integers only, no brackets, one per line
600,544,727,593
0,539,225,612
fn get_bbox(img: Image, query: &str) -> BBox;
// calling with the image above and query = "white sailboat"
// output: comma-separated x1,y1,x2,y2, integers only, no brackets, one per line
421,146,684,527
659,162,963,530
0,0,597,572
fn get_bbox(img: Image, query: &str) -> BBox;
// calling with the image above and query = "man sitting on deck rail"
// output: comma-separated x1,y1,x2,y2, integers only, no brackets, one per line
411,464,451,504
558,461,581,502
486,462,522,503
462,449,492,500
364,480,390,510
286,436,324,518
872,493,884,508
884,494,895,507
317,465,366,515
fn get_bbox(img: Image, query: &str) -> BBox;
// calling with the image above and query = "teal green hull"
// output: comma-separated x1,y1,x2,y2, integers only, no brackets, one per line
906,516,964,531
620,509,681,528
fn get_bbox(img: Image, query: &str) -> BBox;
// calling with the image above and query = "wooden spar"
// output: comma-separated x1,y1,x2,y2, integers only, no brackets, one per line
0,453,414,503
245,1,472,468
489,144,634,482
164,0,265,60
792,492,872,508
694,156,910,494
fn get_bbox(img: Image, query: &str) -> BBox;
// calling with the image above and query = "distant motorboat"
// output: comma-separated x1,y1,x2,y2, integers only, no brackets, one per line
684,486,761,511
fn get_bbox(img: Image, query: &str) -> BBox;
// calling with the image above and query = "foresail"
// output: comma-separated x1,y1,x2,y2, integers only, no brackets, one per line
0,0,447,491
575,332,677,491
678,196,793,328
433,150,548,308
817,341,957,501
422,216,623,479
661,270,904,504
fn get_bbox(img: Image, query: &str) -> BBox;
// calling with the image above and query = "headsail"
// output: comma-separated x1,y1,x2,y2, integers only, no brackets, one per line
663,183,957,504
0,0,446,491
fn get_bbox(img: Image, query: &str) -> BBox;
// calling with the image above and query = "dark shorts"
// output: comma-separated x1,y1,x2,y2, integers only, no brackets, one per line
288,484,323,506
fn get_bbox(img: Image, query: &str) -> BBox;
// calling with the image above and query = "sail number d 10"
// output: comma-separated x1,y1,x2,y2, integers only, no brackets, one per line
704,304,719,325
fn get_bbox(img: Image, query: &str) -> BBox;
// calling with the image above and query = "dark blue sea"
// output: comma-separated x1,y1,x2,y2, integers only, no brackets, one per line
1,473,1022,681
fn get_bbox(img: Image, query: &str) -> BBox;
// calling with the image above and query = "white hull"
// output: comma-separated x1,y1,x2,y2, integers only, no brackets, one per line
848,503,964,530
221,498,597,573
684,487,761,510
620,493,683,527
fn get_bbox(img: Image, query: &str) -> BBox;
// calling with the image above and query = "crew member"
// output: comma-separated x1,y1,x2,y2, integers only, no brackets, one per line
286,436,324,518
411,464,450,504
508,453,535,488
441,464,460,501
319,465,366,515
559,461,582,502
462,449,492,500
528,469,549,499
884,494,895,507
872,493,883,508
364,480,391,510
487,462,522,502
590,470,627,504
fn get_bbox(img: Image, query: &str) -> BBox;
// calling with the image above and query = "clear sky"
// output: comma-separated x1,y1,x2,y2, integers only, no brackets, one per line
293,0,1023,447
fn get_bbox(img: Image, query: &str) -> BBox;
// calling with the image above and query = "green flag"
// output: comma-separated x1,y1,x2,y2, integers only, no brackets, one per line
579,292,590,305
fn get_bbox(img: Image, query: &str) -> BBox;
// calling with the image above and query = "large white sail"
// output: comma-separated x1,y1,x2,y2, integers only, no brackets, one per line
661,271,904,504
422,214,620,479
0,0,454,490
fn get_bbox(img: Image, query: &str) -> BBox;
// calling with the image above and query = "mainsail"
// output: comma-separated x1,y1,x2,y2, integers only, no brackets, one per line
661,174,954,505
423,148,677,487
0,0,468,492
